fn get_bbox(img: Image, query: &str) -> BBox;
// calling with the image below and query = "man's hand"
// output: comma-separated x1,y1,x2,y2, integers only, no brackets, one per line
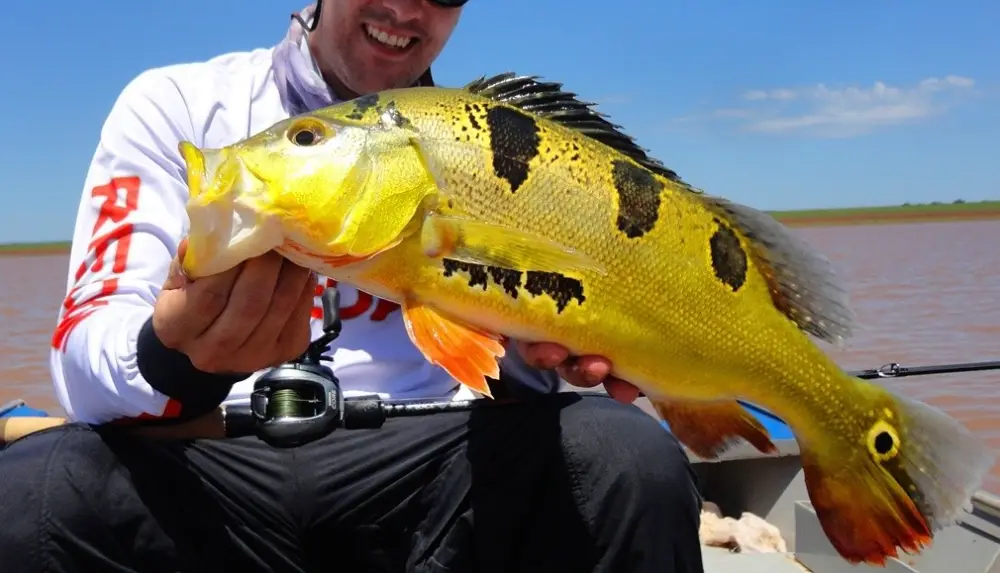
515,341,640,404
152,240,316,374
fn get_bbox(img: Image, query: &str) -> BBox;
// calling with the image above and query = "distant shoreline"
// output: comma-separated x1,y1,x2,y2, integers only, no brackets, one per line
2,200,998,257
772,200,1000,228
0,241,74,257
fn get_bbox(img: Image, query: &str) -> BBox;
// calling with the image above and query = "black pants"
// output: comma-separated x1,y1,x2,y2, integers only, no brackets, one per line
0,393,704,573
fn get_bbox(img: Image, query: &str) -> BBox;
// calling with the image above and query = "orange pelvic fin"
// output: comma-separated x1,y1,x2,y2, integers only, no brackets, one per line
401,300,505,399
651,398,777,459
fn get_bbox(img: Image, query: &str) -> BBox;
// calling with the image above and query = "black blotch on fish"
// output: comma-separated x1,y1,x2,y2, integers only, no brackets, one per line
444,260,512,294
442,259,585,313
464,72,685,184
464,103,482,130
488,266,522,298
346,93,380,120
524,271,585,313
444,259,490,290
708,218,748,292
611,159,663,239
380,101,412,129
485,105,541,193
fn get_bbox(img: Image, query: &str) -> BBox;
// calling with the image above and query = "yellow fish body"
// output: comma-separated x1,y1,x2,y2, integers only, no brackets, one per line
177,72,993,566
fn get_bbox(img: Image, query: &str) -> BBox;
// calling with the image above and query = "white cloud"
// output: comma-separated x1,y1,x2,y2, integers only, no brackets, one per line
700,75,977,137
742,88,798,101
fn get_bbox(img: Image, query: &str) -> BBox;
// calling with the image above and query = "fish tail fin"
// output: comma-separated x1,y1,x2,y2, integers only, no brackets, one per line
651,398,777,459
800,375,994,566
177,141,283,278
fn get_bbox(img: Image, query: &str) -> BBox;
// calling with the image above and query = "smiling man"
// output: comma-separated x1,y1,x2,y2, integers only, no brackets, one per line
0,1,704,572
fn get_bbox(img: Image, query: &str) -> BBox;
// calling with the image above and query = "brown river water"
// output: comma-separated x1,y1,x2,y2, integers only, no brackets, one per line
2,220,999,492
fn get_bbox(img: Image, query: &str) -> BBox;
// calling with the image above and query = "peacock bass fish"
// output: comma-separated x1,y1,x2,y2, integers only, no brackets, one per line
176,72,993,566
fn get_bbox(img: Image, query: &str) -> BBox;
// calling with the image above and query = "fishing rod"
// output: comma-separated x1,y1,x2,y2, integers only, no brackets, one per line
626,360,1000,402
850,360,1000,380
3,287,999,447
220,287,1000,448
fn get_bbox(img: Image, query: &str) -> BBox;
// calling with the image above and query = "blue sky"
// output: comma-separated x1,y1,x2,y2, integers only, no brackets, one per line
2,0,997,243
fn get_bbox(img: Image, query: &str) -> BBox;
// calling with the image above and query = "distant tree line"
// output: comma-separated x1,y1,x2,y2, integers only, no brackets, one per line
900,198,989,206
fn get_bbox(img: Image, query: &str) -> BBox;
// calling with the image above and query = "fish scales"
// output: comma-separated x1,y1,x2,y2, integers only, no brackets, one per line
176,72,995,567
339,86,827,414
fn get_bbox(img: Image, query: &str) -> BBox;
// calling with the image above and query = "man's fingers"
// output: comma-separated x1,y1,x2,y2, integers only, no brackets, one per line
153,264,242,349
556,355,613,388
518,341,569,370
273,276,319,365
554,357,638,403
239,261,315,365
605,377,640,404
162,239,190,291
194,253,285,354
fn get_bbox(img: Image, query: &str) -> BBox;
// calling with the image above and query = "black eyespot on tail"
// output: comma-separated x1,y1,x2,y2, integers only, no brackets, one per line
485,106,541,193
709,219,748,292
874,431,895,455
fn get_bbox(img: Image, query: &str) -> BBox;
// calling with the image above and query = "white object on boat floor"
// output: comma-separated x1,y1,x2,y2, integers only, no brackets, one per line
700,501,788,554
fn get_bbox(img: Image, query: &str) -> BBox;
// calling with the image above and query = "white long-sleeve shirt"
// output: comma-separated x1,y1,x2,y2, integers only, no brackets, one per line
50,40,558,424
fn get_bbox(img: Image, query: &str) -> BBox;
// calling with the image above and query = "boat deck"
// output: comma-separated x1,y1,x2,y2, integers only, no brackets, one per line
4,397,999,573
703,545,810,573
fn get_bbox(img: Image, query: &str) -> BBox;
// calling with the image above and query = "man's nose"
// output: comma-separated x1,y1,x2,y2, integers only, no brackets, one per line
379,0,424,25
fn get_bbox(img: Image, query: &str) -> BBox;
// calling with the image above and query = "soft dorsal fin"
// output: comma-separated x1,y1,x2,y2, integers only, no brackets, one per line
463,72,684,183
698,194,858,344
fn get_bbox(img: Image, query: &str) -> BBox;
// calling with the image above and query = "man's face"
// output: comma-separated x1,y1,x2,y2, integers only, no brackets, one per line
311,0,463,99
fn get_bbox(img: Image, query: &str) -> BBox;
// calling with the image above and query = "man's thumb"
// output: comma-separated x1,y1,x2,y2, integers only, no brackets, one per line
163,238,189,290
176,238,188,262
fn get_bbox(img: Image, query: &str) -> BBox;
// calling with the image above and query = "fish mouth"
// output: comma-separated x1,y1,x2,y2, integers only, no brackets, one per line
177,141,285,279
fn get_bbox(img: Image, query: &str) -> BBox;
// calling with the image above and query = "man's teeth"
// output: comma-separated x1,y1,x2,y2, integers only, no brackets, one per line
365,24,412,49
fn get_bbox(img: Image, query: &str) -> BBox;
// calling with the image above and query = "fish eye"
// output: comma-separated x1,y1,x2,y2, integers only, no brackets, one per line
292,129,318,146
286,119,330,147
866,420,900,461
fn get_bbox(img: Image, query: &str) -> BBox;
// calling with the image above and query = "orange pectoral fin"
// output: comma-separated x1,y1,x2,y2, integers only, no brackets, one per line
651,398,777,459
401,300,505,399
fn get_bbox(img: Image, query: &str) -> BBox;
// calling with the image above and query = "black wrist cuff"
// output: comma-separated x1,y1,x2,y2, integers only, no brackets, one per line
136,317,252,421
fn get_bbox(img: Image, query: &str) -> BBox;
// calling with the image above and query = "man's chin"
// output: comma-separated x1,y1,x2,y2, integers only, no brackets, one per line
348,69,429,96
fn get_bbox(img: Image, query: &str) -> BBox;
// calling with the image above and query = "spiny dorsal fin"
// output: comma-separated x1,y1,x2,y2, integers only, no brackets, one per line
463,72,684,184
699,194,858,344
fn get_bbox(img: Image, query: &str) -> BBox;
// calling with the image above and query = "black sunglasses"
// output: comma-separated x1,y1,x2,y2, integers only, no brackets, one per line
428,0,469,6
